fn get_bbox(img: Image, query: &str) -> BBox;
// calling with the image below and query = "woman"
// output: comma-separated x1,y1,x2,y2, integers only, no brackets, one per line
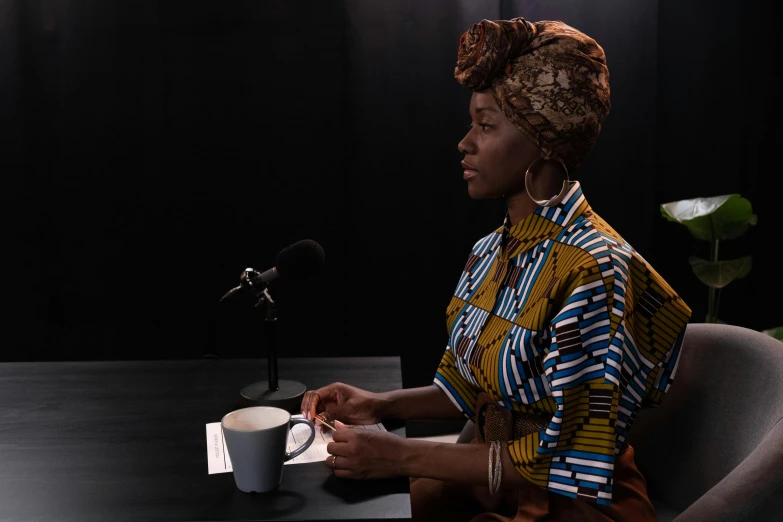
301,17,691,521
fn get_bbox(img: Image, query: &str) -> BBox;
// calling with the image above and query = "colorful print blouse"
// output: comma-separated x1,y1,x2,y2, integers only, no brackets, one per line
433,182,691,505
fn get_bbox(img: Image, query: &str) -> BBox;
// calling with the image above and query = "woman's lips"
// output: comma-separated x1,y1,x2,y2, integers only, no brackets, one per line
461,161,478,180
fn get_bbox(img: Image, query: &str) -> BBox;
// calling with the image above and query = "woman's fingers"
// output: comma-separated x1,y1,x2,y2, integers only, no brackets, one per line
301,383,345,421
302,386,334,420
318,409,334,425
326,441,343,455
300,391,310,418
331,428,354,443
326,454,358,478
300,390,320,420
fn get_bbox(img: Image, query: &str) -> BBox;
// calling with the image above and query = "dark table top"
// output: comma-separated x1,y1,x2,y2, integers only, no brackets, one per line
0,357,411,522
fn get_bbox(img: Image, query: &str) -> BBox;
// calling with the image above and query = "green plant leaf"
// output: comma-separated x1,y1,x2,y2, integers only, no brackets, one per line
761,327,783,341
688,256,752,288
661,194,756,241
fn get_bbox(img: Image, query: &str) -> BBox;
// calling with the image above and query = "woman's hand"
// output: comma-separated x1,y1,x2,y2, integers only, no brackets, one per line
325,422,409,479
300,382,388,427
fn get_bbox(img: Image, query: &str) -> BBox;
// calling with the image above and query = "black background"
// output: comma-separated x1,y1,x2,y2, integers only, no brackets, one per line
1,0,780,388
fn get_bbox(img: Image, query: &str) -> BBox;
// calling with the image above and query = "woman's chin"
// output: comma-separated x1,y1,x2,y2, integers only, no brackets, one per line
466,182,484,199
467,183,499,200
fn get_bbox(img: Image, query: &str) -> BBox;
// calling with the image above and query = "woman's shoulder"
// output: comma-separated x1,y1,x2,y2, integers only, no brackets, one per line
579,209,626,245
565,210,687,305
552,209,637,281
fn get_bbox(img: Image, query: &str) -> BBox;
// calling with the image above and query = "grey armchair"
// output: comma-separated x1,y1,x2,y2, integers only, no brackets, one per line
456,323,783,521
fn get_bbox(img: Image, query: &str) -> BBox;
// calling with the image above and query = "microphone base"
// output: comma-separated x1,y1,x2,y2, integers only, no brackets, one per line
239,379,307,413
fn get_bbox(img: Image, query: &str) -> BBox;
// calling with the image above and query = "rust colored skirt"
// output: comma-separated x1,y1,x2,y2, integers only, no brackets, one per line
410,395,656,522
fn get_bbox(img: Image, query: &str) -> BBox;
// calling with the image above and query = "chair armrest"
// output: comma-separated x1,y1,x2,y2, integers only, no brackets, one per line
676,418,783,522
456,420,475,444
405,419,468,439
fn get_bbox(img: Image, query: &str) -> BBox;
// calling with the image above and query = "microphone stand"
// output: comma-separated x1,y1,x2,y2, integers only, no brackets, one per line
234,268,307,412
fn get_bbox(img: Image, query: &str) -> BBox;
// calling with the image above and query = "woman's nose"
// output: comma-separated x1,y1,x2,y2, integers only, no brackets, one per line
458,132,475,155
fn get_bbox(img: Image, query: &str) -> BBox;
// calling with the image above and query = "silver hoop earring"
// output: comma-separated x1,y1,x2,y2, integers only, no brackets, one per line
524,156,570,207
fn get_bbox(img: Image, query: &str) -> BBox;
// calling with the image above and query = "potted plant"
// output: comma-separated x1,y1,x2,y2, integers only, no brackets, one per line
660,194,756,324
660,195,783,341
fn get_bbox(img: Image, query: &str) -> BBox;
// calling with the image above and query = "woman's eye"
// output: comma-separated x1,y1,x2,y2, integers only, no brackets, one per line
468,122,493,130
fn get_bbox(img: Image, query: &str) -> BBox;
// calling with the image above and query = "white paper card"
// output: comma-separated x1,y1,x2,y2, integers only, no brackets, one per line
206,415,386,474
206,421,233,474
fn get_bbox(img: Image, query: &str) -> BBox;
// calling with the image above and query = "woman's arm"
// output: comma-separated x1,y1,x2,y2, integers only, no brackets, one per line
377,385,467,421
301,382,466,425
327,426,526,489
403,438,524,487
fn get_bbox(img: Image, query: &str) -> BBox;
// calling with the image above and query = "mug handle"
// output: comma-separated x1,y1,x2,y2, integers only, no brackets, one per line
285,418,316,461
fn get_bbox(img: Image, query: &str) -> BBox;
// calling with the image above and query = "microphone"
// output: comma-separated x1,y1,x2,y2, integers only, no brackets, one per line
219,239,325,303
217,239,325,412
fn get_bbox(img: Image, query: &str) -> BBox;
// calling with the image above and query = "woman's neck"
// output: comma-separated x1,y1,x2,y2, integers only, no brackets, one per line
504,191,539,227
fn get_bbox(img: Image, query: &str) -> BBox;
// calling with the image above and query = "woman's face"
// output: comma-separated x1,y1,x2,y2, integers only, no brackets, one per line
458,90,540,200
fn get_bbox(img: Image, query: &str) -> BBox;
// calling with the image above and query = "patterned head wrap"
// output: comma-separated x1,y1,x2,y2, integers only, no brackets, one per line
455,18,611,172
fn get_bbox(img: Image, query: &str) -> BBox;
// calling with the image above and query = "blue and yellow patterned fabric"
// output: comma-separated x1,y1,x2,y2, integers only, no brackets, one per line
433,182,691,505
